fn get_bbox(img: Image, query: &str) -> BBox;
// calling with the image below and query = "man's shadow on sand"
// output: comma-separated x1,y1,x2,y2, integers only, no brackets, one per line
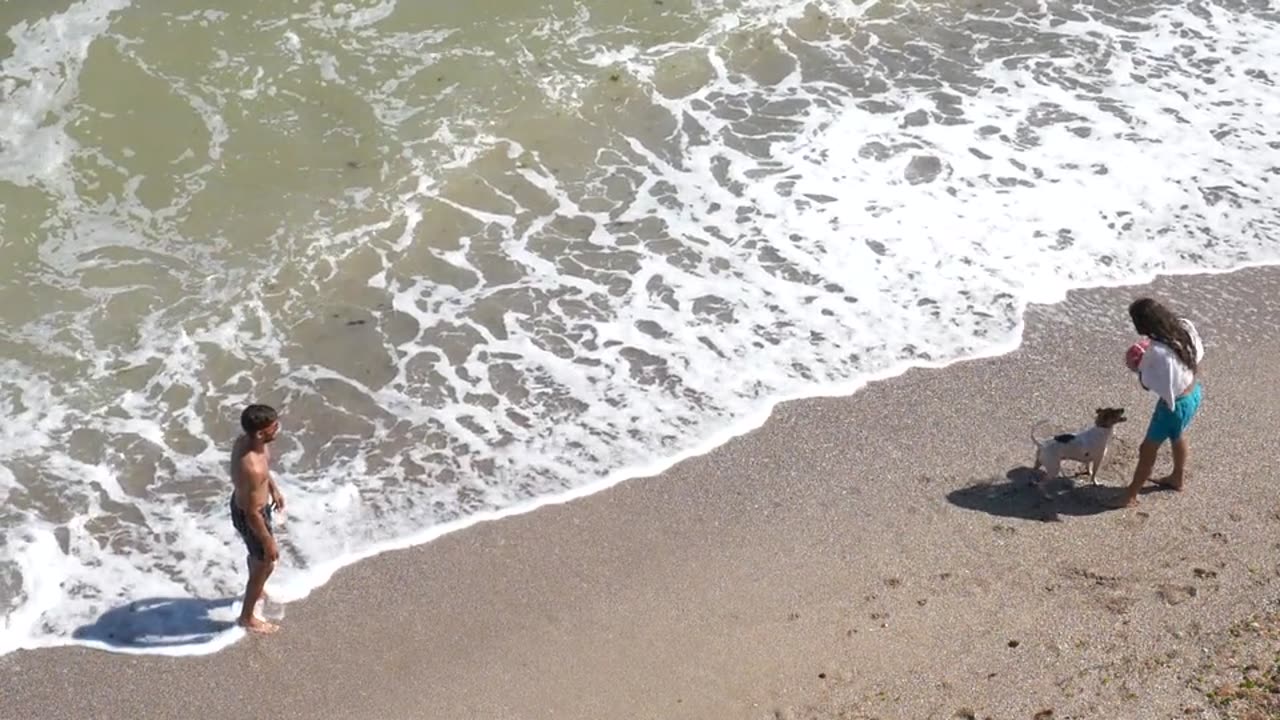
946,466,1170,523
72,597,240,650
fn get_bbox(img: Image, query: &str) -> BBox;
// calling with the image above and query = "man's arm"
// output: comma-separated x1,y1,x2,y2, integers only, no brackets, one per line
267,475,285,512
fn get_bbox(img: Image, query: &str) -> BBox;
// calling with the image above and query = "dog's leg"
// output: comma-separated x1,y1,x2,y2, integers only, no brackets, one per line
1090,447,1107,486
1040,456,1060,488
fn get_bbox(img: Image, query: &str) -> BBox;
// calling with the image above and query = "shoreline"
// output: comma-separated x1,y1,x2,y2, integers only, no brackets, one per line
14,260,1280,661
4,264,1280,719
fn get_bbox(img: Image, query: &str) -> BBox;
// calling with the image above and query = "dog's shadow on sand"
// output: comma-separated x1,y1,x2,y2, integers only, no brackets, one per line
946,466,1160,523
72,596,240,650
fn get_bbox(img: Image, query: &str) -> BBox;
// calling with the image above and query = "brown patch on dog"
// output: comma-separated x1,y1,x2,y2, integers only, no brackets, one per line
1093,406,1127,428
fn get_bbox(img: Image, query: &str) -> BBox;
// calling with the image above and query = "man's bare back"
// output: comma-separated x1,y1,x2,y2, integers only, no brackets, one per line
230,404,284,635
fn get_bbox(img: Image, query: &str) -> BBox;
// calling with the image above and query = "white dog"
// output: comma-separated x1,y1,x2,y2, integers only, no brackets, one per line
1031,407,1127,487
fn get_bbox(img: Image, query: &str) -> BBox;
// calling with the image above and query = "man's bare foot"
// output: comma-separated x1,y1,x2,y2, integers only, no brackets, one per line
1117,495,1139,509
238,616,279,634
1153,475,1184,491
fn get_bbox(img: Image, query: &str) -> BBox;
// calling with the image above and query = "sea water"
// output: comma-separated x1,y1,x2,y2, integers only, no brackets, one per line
1,0,1278,655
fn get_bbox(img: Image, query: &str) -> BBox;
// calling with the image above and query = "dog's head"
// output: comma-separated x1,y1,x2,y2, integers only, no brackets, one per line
1094,407,1127,428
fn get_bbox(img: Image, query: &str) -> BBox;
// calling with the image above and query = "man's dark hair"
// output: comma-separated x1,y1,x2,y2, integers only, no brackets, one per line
241,404,278,434
1129,297,1197,372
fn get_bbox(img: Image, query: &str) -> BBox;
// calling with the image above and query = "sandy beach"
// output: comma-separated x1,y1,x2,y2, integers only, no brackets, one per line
4,265,1280,720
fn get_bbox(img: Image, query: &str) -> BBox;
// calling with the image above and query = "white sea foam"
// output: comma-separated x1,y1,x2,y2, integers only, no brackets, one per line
1,0,1279,657
0,0,131,191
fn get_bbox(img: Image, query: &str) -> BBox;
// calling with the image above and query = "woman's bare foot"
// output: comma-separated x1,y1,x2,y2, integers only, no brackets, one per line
1153,474,1184,491
238,616,279,634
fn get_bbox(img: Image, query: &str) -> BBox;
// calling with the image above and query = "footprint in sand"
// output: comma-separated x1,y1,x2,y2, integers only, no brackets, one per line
1103,595,1137,615
1065,566,1124,590
1157,584,1198,606
1118,510,1150,529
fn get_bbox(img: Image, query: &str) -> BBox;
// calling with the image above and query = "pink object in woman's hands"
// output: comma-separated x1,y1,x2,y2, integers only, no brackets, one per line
1125,338,1150,372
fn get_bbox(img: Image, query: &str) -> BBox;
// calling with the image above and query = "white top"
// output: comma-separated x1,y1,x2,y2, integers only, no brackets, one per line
1137,318,1204,410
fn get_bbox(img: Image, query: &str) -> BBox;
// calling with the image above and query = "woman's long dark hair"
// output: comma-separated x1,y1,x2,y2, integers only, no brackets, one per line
1129,297,1197,372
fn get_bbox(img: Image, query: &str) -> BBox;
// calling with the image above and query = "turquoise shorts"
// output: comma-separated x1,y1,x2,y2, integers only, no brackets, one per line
1145,382,1202,444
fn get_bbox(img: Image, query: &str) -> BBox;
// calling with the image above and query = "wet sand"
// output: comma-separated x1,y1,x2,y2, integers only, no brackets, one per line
3,265,1280,720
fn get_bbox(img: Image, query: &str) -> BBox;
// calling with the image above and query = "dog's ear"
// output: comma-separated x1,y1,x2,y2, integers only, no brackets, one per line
1095,407,1103,414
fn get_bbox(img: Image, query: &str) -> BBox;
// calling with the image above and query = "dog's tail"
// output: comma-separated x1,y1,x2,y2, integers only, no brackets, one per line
1029,419,1051,447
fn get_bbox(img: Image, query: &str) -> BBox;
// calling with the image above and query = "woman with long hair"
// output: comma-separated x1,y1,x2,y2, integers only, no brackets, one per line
1122,297,1204,507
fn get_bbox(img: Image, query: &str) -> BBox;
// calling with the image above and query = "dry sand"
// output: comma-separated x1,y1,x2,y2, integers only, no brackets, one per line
4,266,1280,720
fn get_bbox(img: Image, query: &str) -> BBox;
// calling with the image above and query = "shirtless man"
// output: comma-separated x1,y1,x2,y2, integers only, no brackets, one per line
230,403,285,634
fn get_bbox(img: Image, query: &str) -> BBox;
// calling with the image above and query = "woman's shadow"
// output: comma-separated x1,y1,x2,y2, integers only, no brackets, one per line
72,597,240,650
945,466,1150,522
